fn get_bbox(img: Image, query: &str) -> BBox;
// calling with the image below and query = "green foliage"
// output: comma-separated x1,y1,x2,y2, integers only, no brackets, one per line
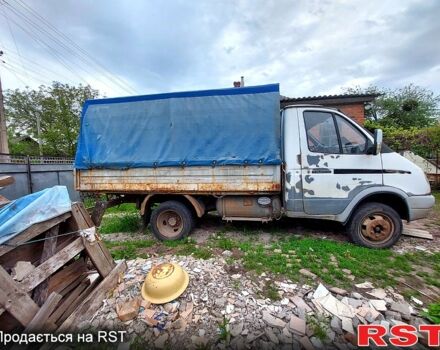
5,82,99,156
346,84,439,128
422,303,440,324
364,120,440,157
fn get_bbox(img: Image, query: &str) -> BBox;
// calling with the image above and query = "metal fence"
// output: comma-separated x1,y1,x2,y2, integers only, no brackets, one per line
0,153,80,201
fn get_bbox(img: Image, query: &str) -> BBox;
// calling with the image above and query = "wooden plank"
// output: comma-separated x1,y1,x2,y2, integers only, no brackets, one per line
0,212,71,257
72,202,115,278
0,194,10,208
402,227,433,240
0,232,77,271
77,202,95,228
98,240,116,269
47,258,87,294
82,237,113,277
56,275,100,326
19,238,84,293
57,260,127,332
71,202,93,229
0,266,39,327
48,279,89,325
0,175,14,187
33,225,59,306
57,273,87,297
24,292,62,333
0,310,22,332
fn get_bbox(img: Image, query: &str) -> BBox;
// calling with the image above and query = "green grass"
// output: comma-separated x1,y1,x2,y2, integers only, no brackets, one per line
233,236,440,289
422,302,440,324
106,203,138,213
103,231,440,291
261,281,281,301
105,236,213,260
104,239,154,260
100,213,141,234
161,237,213,259
218,317,230,342
307,315,329,341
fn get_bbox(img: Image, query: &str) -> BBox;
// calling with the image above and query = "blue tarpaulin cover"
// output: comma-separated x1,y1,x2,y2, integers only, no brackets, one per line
0,186,71,244
75,84,281,169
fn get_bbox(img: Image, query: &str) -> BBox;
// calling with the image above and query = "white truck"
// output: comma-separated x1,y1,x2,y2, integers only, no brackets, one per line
75,84,434,248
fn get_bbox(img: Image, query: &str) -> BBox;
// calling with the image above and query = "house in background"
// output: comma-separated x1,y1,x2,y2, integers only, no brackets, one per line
280,93,380,125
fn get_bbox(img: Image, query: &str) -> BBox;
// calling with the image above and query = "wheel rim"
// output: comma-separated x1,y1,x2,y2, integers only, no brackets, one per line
360,212,395,244
156,210,184,238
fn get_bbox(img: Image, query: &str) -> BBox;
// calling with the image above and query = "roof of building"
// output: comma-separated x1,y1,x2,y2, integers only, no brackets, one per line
280,93,380,105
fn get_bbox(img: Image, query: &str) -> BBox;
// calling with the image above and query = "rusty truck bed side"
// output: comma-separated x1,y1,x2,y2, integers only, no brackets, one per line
75,165,281,195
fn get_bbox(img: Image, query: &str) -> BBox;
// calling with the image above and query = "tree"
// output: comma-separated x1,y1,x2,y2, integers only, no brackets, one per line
346,84,439,128
5,82,99,157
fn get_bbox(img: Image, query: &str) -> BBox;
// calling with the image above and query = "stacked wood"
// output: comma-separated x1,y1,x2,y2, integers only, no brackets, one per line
0,202,127,333
0,175,14,208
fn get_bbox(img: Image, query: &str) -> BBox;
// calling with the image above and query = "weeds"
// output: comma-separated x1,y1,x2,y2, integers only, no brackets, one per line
261,281,281,301
218,317,230,342
307,315,329,341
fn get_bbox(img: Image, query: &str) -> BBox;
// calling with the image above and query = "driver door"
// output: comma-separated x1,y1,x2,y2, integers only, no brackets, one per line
298,108,383,215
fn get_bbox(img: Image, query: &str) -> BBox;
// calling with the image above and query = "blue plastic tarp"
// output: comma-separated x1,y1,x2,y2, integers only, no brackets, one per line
75,84,281,169
0,186,71,244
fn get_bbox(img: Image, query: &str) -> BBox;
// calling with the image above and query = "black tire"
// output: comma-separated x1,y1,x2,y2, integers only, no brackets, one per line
150,201,194,241
346,202,402,249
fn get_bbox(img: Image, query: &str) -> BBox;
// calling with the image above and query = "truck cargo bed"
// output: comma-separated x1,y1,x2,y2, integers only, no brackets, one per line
76,165,281,194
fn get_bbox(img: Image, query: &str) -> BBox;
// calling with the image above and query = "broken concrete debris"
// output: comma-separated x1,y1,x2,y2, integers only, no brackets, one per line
11,261,35,281
77,256,431,348
116,298,140,322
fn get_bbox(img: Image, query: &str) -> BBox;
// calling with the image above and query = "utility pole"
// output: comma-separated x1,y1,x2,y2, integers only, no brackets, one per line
0,50,10,155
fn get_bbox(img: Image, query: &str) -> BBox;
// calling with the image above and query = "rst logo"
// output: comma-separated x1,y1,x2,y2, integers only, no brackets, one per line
358,324,440,347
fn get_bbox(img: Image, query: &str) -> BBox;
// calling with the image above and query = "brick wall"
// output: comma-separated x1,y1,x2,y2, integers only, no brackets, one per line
333,103,365,125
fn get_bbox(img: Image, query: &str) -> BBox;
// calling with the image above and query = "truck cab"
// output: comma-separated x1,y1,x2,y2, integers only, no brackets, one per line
283,105,434,247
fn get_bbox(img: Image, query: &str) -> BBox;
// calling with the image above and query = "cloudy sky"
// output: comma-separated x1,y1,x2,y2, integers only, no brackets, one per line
0,0,439,98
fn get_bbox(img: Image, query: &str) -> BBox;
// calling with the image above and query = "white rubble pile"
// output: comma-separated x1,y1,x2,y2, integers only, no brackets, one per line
75,256,431,349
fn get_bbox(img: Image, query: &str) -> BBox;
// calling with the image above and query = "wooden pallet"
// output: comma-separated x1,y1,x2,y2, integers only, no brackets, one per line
0,202,127,333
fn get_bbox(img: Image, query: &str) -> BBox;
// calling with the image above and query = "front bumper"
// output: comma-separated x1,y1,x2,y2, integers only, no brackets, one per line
407,194,435,221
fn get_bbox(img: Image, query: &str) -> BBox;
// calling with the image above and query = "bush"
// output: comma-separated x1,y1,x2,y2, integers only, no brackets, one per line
365,120,440,159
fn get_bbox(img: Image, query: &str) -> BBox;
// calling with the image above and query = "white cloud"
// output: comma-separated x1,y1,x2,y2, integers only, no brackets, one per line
0,0,438,98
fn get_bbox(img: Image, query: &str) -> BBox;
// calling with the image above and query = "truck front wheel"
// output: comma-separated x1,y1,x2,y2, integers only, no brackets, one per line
151,201,194,240
347,202,402,249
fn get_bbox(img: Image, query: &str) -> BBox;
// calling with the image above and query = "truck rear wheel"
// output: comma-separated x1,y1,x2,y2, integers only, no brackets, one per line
347,202,402,249
151,201,194,240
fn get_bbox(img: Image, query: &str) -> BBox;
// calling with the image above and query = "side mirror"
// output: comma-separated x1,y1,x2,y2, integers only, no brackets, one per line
373,129,383,155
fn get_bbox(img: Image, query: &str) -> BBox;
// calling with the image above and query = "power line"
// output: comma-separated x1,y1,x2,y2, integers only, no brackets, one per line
1,5,103,85
12,0,138,95
1,62,29,86
5,0,138,95
0,9,93,87
1,3,29,80
4,49,79,83
2,62,53,85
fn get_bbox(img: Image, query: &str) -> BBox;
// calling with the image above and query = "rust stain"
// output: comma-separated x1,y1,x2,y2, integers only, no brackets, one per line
76,167,281,194
152,263,174,279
